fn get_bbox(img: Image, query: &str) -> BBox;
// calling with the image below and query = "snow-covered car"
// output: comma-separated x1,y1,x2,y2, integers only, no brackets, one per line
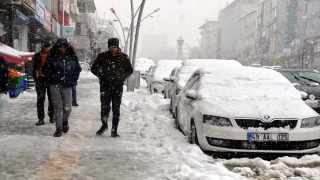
145,65,156,90
168,59,242,117
135,58,155,80
163,67,180,99
79,62,90,70
275,69,320,111
175,65,320,157
147,60,182,94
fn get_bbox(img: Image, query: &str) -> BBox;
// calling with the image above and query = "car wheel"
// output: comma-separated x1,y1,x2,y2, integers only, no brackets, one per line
189,121,199,145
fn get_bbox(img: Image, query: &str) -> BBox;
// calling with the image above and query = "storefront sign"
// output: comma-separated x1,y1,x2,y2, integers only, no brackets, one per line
282,48,291,56
62,26,74,37
44,8,52,32
15,9,29,24
56,22,61,37
273,54,281,60
35,0,45,25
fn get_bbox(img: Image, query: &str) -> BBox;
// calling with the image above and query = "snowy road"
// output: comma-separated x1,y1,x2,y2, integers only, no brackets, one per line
1,72,320,180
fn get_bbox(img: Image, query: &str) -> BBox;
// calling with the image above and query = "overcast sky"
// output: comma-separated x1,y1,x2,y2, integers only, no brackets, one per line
94,0,232,48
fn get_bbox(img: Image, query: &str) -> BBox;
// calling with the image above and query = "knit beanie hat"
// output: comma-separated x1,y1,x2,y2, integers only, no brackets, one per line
108,38,119,48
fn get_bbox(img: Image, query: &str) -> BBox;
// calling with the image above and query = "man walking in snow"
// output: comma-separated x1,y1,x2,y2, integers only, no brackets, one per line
43,38,82,137
32,40,55,125
91,38,133,137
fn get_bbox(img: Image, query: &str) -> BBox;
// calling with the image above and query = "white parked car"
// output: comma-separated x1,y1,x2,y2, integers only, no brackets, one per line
167,59,242,118
147,60,182,94
135,58,155,80
79,62,90,70
176,65,320,157
163,67,180,99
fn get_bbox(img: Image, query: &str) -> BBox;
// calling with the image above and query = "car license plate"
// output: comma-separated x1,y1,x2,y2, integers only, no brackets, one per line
247,133,289,142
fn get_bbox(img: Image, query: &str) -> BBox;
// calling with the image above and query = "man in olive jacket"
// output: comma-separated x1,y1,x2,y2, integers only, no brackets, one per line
91,38,133,137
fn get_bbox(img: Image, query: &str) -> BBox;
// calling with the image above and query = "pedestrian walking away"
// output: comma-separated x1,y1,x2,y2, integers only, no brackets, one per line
32,40,55,126
72,84,79,106
43,38,82,137
91,38,133,137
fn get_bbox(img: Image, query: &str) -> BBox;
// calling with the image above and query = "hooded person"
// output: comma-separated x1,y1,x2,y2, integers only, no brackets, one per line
42,38,82,137
91,38,133,137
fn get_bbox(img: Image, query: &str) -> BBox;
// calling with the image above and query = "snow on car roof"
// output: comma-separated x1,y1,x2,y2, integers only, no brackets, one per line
183,59,242,67
135,64,153,73
196,66,301,100
153,60,182,82
136,58,154,65
176,59,243,88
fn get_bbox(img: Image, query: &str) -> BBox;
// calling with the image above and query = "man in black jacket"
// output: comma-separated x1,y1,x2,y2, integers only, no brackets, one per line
0,56,9,94
32,40,54,125
43,38,82,137
91,38,133,137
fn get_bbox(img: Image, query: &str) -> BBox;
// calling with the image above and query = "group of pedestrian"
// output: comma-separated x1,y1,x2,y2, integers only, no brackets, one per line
0,37,132,138
30,37,132,138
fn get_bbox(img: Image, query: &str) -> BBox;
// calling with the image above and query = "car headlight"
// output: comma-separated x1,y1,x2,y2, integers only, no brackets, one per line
203,115,233,127
301,116,320,128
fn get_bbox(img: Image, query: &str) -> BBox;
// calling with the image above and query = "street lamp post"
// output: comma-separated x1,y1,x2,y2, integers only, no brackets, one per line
176,36,184,60
110,2,158,92
110,8,127,52
298,5,319,69
126,8,159,58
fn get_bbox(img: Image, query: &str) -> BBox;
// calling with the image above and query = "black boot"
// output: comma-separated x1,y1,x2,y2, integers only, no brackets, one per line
62,121,69,133
111,129,120,137
36,119,45,126
49,115,55,123
96,123,108,135
54,128,62,137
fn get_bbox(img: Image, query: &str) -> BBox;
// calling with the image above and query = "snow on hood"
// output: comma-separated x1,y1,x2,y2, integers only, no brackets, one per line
198,99,317,119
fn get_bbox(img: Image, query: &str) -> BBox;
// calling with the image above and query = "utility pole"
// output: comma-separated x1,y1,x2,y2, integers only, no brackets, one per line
127,0,146,92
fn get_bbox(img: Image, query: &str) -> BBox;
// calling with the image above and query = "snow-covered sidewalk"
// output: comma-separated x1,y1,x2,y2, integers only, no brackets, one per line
1,71,320,180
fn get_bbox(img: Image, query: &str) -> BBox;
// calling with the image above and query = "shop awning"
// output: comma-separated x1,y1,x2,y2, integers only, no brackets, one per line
0,42,34,65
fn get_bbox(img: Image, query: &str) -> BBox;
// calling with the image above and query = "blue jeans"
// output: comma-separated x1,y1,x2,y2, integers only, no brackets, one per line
72,85,77,103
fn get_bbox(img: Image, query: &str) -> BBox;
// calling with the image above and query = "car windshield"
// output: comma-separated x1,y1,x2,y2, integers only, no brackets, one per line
279,71,320,85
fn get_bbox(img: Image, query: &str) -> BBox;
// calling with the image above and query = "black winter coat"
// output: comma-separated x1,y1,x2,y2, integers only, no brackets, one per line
91,51,133,87
42,53,82,87
0,56,9,92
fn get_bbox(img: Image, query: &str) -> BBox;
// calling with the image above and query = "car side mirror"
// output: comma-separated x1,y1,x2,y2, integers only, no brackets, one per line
186,90,197,100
